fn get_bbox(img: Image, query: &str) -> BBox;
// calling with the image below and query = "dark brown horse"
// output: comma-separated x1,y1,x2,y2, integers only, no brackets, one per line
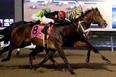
0,8,109,74
29,7,110,68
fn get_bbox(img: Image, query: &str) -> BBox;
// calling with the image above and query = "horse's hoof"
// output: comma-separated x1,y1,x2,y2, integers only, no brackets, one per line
33,68,38,71
106,60,111,64
62,68,76,75
62,68,67,72
86,59,90,63
33,66,38,71
70,71,76,75
102,56,111,64
16,51,20,56
1,58,9,62
29,66,33,70
31,67,36,71
53,62,59,66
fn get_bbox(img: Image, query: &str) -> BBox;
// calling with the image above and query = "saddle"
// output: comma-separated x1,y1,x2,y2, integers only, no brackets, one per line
31,24,53,40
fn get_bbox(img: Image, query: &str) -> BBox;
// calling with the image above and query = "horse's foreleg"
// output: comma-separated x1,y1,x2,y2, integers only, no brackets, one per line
86,47,91,63
101,54,111,64
57,50,75,74
92,47,111,64
82,36,111,64
54,41,75,74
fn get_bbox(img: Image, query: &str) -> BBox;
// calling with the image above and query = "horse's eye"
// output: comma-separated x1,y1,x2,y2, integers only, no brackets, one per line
95,12,101,16
95,13,100,17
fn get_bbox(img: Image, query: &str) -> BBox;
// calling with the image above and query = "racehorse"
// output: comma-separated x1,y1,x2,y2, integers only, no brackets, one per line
0,8,107,63
0,8,109,74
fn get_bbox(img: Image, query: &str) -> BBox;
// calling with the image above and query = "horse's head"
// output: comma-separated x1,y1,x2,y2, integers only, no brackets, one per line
83,7,107,28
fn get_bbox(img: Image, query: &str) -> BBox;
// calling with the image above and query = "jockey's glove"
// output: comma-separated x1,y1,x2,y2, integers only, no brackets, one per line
41,25,49,35
41,22,52,35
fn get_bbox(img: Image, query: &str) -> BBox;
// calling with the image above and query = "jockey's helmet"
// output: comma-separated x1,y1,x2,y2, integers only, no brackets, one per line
44,8,51,14
59,11,66,19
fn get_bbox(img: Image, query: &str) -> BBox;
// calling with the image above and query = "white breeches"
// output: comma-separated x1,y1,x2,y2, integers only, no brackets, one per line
41,16,54,24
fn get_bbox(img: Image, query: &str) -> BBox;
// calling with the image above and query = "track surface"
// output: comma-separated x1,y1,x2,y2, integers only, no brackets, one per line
0,48,116,77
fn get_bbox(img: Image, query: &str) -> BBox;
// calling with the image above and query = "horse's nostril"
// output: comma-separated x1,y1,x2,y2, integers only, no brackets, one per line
104,23,107,27
101,22,107,28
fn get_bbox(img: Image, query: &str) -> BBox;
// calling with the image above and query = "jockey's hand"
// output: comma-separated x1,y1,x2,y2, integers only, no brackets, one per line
41,28,48,35
40,22,43,25
41,24,50,35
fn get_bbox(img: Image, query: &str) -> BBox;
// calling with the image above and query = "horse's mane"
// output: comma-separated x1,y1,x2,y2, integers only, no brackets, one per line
70,17,80,22
82,7,98,17
83,9,92,16
54,20,73,26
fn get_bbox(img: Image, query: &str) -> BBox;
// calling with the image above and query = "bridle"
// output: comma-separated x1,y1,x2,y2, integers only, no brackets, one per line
76,9,97,38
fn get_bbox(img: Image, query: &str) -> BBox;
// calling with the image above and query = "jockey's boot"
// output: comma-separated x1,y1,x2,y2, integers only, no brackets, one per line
41,22,53,34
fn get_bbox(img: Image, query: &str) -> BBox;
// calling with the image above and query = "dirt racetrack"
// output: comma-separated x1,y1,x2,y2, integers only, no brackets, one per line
0,48,116,77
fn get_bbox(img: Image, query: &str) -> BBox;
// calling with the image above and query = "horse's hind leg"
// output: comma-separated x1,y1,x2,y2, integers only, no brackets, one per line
29,45,44,69
0,42,20,62
29,46,58,69
86,47,91,63
45,49,58,66
0,45,12,62
0,38,5,42
16,42,31,56
34,49,56,70
0,46,10,56
1,49,13,62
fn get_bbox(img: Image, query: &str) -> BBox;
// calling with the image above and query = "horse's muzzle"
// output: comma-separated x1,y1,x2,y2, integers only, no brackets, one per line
99,21,108,28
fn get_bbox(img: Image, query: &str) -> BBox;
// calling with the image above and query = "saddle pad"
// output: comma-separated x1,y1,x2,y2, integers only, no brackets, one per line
31,24,52,40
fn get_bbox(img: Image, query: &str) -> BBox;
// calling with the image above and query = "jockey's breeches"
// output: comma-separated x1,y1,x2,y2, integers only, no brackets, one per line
41,16,54,24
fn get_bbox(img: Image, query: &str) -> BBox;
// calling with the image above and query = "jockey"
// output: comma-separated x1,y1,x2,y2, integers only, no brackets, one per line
37,10,68,49
66,6,83,20
41,10,69,34
31,8,52,23
31,8,68,34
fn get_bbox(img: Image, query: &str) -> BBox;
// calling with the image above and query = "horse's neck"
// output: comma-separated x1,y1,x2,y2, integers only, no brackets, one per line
59,24,77,37
83,11,93,29
83,17,92,29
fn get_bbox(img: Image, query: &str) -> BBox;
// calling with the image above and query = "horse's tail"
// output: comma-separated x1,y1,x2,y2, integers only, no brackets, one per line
0,23,14,35
0,23,14,42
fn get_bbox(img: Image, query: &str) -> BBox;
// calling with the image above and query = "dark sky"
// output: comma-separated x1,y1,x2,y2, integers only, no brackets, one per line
0,0,14,19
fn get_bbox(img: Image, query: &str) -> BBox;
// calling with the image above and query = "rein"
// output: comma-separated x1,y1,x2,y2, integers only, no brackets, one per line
76,9,96,37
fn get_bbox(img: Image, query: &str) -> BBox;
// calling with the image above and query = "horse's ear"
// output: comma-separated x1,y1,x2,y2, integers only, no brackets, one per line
95,7,98,11
91,7,94,10
91,7,95,12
